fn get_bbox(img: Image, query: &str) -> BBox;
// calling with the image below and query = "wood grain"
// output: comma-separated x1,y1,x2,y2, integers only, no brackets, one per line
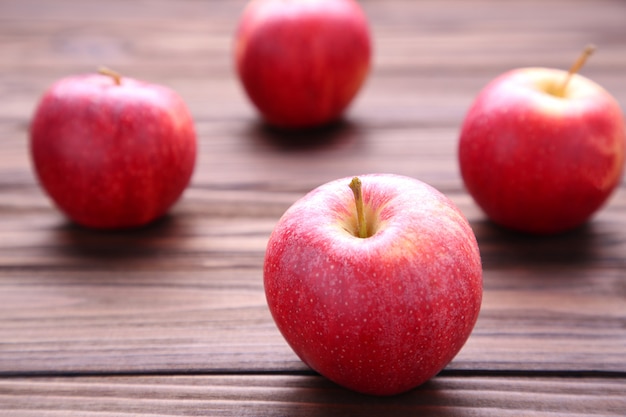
0,212,625,375
1,375,625,416
0,0,625,414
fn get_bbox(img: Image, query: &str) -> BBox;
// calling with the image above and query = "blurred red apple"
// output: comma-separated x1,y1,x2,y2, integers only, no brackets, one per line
459,47,626,234
264,174,483,395
30,69,197,229
234,0,371,129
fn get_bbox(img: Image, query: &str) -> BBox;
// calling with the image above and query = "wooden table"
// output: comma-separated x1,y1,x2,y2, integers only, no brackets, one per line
1,0,625,415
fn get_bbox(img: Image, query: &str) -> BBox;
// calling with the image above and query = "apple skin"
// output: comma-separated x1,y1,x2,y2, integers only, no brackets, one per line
30,72,197,229
459,67,626,234
234,0,371,129
264,174,483,396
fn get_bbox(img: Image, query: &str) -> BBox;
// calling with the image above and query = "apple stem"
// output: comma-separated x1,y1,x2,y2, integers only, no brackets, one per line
349,177,368,238
98,66,123,86
558,44,596,96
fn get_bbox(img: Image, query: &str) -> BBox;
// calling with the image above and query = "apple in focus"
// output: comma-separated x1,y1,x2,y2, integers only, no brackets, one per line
30,69,197,229
234,0,371,129
264,174,483,396
459,55,626,234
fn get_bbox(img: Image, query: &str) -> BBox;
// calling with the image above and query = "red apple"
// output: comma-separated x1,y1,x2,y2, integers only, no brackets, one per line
264,174,483,396
459,47,626,234
234,0,371,129
30,68,197,229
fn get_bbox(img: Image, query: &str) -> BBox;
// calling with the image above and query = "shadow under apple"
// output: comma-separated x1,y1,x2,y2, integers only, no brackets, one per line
50,212,185,264
273,375,456,417
472,218,605,268
247,117,359,153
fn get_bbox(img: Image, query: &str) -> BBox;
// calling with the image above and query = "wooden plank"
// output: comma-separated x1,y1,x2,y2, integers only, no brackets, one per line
0,199,624,375
1,268,624,374
1,374,625,416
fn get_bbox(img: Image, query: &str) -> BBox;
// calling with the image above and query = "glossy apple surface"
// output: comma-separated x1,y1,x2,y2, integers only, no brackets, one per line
264,174,483,396
459,67,626,234
30,72,197,229
234,0,371,129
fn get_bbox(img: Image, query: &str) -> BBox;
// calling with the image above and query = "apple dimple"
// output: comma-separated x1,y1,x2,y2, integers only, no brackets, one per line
339,205,381,239
344,177,386,239
518,68,609,105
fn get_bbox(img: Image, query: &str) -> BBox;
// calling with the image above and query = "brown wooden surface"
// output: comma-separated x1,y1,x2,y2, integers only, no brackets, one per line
1,0,625,415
